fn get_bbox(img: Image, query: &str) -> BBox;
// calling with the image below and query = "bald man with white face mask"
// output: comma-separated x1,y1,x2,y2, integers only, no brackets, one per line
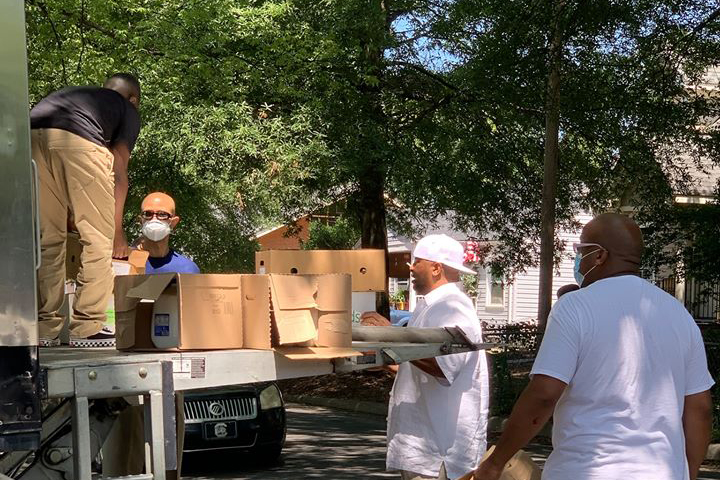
103,192,197,480
135,192,199,274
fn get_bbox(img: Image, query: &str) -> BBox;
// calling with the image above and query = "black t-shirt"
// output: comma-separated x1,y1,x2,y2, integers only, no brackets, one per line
30,86,141,152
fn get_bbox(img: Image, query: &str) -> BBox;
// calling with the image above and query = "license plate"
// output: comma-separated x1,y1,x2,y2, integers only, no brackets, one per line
203,421,237,440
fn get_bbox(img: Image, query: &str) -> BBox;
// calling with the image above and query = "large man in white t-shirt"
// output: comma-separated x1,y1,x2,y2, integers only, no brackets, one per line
473,213,714,480
362,234,489,480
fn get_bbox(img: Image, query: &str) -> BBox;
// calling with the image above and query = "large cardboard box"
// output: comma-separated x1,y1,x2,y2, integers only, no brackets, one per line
269,274,352,347
255,249,386,292
115,274,244,351
115,273,358,359
238,274,358,359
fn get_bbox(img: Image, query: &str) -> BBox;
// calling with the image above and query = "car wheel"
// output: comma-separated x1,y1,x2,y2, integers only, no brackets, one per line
254,444,283,465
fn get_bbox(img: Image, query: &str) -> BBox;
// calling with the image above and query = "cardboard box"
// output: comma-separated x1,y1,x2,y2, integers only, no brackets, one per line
255,249,386,292
458,447,541,480
115,273,244,351
66,233,149,279
114,250,150,275
269,274,352,347
267,273,358,359
115,273,359,359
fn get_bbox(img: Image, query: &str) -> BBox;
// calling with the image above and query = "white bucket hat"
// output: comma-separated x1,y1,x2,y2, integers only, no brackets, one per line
413,234,477,275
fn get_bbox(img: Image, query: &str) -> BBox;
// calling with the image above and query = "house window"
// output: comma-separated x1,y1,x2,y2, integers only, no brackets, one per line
486,271,505,308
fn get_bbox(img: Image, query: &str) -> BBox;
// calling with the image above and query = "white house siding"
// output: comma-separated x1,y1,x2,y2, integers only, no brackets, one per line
476,212,593,324
475,267,510,323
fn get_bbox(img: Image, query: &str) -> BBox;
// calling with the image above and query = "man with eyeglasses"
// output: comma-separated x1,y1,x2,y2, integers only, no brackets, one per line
134,192,199,274
362,234,489,480
102,191,196,480
473,213,713,480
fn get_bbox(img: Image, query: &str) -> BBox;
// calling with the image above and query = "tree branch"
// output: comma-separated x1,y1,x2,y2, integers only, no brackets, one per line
399,93,455,131
672,6,720,66
387,60,460,91
76,0,86,74
35,0,67,84
28,0,117,39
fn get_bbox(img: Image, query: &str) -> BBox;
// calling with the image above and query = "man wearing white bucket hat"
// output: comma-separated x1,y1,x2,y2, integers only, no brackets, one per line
362,234,489,480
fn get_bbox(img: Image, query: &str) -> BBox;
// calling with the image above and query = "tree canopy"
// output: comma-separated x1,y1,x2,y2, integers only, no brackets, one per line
25,0,720,291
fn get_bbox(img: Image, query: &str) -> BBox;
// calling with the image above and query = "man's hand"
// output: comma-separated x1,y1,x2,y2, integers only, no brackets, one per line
471,375,565,480
113,230,130,259
360,312,396,373
360,312,391,327
470,457,504,480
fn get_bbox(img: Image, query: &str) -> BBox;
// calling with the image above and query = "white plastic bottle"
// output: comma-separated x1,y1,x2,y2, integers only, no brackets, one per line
151,284,179,349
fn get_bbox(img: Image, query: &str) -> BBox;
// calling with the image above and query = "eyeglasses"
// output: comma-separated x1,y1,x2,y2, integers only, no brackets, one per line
572,242,606,253
141,210,173,221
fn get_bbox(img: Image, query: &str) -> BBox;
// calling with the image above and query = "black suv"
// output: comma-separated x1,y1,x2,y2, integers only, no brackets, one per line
182,382,286,462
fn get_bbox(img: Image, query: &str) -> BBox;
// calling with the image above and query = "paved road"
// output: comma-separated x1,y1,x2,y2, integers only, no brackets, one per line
182,404,394,479
182,403,720,479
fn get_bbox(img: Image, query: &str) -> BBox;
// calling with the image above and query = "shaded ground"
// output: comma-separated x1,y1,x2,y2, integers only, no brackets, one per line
182,404,393,479
182,404,720,480
278,370,395,404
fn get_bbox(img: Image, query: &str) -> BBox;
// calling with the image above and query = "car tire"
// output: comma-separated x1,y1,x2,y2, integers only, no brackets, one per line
254,444,283,465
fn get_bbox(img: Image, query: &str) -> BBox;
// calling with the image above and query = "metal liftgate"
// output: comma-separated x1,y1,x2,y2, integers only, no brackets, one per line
1,358,175,480
0,326,494,480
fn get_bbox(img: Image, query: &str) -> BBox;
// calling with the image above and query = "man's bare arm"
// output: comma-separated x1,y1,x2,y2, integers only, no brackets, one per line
684,390,712,480
474,375,566,478
360,312,447,378
411,358,446,379
111,143,130,259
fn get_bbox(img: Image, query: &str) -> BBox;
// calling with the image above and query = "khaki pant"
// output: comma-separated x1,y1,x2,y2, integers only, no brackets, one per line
400,463,448,480
102,394,185,479
32,128,115,339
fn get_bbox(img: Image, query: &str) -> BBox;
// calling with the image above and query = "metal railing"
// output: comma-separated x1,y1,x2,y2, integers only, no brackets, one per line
482,321,538,416
685,278,720,322
655,276,719,322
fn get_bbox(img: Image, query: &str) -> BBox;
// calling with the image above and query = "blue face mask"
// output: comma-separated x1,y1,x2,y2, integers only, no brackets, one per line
573,248,602,287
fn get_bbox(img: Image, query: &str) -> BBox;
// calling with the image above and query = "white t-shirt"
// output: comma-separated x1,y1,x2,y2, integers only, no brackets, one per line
532,275,714,480
386,282,489,480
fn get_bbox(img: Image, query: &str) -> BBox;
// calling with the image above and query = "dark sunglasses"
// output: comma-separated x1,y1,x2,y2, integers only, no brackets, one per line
141,210,173,221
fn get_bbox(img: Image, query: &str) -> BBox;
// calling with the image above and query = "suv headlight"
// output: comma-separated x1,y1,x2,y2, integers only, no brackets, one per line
259,384,283,410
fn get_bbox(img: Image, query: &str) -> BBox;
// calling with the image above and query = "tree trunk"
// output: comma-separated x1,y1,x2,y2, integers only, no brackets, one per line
537,0,565,331
357,0,391,321
359,169,390,320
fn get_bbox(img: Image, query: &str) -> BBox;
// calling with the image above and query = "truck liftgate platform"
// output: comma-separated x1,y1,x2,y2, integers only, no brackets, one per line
0,326,495,480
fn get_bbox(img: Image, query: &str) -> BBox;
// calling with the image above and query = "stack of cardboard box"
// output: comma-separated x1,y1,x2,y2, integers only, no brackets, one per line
255,249,387,321
114,272,359,360
113,249,386,359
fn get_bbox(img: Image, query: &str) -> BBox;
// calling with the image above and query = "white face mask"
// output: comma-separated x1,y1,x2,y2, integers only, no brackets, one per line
142,219,172,242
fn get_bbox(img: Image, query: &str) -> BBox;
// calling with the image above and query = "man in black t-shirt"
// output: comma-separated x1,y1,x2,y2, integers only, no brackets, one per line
31,73,141,348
